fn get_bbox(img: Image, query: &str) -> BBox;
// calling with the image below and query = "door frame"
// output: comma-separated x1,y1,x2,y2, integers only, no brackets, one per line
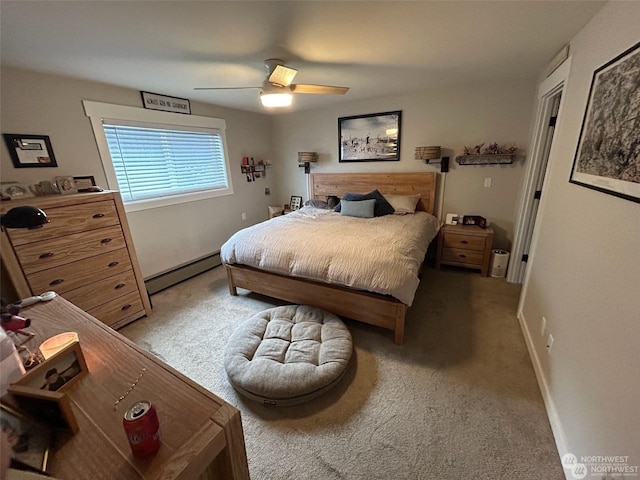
508,58,572,284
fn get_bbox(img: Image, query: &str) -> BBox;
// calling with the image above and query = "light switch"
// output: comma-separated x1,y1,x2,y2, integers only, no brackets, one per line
484,178,492,188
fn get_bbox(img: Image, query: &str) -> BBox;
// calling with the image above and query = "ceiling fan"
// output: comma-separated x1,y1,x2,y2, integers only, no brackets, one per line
194,59,349,107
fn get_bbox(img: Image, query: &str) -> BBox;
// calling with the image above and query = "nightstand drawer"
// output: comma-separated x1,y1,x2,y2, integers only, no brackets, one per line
442,233,486,251
442,247,485,266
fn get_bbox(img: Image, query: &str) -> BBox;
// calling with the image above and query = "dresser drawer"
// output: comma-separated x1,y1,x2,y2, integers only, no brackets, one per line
27,248,132,295
442,233,486,251
15,225,126,275
7,200,119,246
87,291,144,327
62,270,138,312
442,247,485,266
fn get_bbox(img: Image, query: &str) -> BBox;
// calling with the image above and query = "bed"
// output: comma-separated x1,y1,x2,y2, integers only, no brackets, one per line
222,172,440,344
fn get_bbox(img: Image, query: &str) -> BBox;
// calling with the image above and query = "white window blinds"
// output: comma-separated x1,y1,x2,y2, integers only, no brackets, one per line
102,121,229,203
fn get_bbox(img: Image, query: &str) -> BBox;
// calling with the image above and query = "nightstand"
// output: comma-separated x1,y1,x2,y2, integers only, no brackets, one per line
436,224,494,276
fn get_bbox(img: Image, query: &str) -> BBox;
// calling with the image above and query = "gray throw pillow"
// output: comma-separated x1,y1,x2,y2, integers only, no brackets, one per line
339,199,376,218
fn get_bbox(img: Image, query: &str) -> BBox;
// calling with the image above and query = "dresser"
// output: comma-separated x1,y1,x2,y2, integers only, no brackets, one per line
1,191,151,329
436,224,494,276
6,295,249,479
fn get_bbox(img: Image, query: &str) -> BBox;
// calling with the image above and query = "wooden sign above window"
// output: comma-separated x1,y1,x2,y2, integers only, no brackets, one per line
140,91,191,115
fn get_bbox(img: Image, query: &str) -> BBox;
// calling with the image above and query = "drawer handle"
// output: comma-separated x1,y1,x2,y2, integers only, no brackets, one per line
458,254,467,258
100,238,112,244
115,283,126,290
93,213,105,218
121,304,132,311
39,252,54,259
49,278,64,286
460,240,468,244
108,261,119,268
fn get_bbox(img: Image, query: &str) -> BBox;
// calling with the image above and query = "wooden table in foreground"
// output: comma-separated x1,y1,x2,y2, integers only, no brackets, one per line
12,296,249,480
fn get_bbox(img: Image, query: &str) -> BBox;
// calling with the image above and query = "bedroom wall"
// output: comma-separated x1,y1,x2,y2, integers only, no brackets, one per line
271,80,537,250
0,67,275,278
519,1,639,475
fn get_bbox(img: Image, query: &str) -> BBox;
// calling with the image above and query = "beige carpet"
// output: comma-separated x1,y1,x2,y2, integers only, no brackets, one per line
121,265,564,480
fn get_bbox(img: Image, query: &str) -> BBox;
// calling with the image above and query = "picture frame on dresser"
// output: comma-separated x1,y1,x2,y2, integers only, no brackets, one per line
11,341,88,393
72,175,96,192
2,134,58,168
0,403,54,473
6,385,79,433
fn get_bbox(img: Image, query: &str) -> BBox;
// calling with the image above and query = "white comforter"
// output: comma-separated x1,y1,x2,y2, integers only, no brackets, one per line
220,206,440,306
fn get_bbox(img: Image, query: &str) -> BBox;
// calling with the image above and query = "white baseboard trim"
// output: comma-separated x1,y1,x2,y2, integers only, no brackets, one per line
517,311,571,479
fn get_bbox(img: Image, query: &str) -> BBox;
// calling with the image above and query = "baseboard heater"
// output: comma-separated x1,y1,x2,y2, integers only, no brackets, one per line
144,252,222,295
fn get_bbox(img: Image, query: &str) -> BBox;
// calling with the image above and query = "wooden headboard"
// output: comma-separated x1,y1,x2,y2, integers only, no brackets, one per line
311,172,437,215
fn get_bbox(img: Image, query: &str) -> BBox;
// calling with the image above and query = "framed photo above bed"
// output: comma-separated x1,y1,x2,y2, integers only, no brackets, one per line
569,41,640,203
338,111,402,162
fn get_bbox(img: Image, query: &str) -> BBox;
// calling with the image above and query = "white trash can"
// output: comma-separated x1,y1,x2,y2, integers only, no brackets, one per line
490,249,510,278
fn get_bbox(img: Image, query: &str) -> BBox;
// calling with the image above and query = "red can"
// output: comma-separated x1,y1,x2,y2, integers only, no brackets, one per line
123,400,162,458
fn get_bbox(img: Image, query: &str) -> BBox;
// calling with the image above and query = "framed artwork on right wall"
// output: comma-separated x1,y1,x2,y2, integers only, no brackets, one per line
569,41,640,203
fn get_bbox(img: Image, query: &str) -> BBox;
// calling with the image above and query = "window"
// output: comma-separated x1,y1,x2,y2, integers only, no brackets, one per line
84,101,233,211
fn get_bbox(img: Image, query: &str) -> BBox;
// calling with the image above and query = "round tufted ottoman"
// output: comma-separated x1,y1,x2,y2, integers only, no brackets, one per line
224,305,353,406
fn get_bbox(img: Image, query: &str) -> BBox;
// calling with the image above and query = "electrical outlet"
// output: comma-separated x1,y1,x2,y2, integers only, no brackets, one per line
546,334,554,353
241,212,246,221
541,317,547,336
265,187,270,195
484,177,492,188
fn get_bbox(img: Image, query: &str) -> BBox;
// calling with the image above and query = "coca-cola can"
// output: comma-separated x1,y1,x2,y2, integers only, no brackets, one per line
123,400,162,458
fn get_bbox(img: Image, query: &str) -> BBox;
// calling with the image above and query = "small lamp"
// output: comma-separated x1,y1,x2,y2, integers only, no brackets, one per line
0,206,48,229
298,152,318,174
39,332,79,359
415,146,449,173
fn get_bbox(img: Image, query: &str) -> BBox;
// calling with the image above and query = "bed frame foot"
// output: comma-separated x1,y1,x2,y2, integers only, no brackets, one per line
226,266,238,296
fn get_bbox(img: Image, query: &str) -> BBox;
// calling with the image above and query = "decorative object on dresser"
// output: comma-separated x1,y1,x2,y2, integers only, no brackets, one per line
1,183,35,200
0,191,152,329
72,176,96,192
436,224,494,276
2,134,58,168
338,111,401,162
54,176,77,195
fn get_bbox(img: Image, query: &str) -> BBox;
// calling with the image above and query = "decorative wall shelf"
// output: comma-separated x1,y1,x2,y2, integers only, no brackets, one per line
456,154,514,165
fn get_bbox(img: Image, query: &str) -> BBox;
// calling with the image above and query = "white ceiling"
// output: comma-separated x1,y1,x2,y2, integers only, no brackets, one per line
0,1,605,114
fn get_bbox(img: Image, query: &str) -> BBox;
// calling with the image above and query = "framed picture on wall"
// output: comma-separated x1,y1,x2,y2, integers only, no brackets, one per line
338,111,402,162
3,134,58,168
569,41,640,203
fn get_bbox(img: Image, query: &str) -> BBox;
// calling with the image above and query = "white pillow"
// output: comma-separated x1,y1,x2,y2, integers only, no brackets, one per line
384,194,421,214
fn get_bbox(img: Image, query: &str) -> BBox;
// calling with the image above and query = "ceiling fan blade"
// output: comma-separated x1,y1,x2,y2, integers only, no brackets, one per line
194,86,260,90
290,84,349,95
269,64,297,87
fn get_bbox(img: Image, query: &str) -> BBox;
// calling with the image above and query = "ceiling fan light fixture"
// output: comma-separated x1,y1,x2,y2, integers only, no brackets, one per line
260,92,293,107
